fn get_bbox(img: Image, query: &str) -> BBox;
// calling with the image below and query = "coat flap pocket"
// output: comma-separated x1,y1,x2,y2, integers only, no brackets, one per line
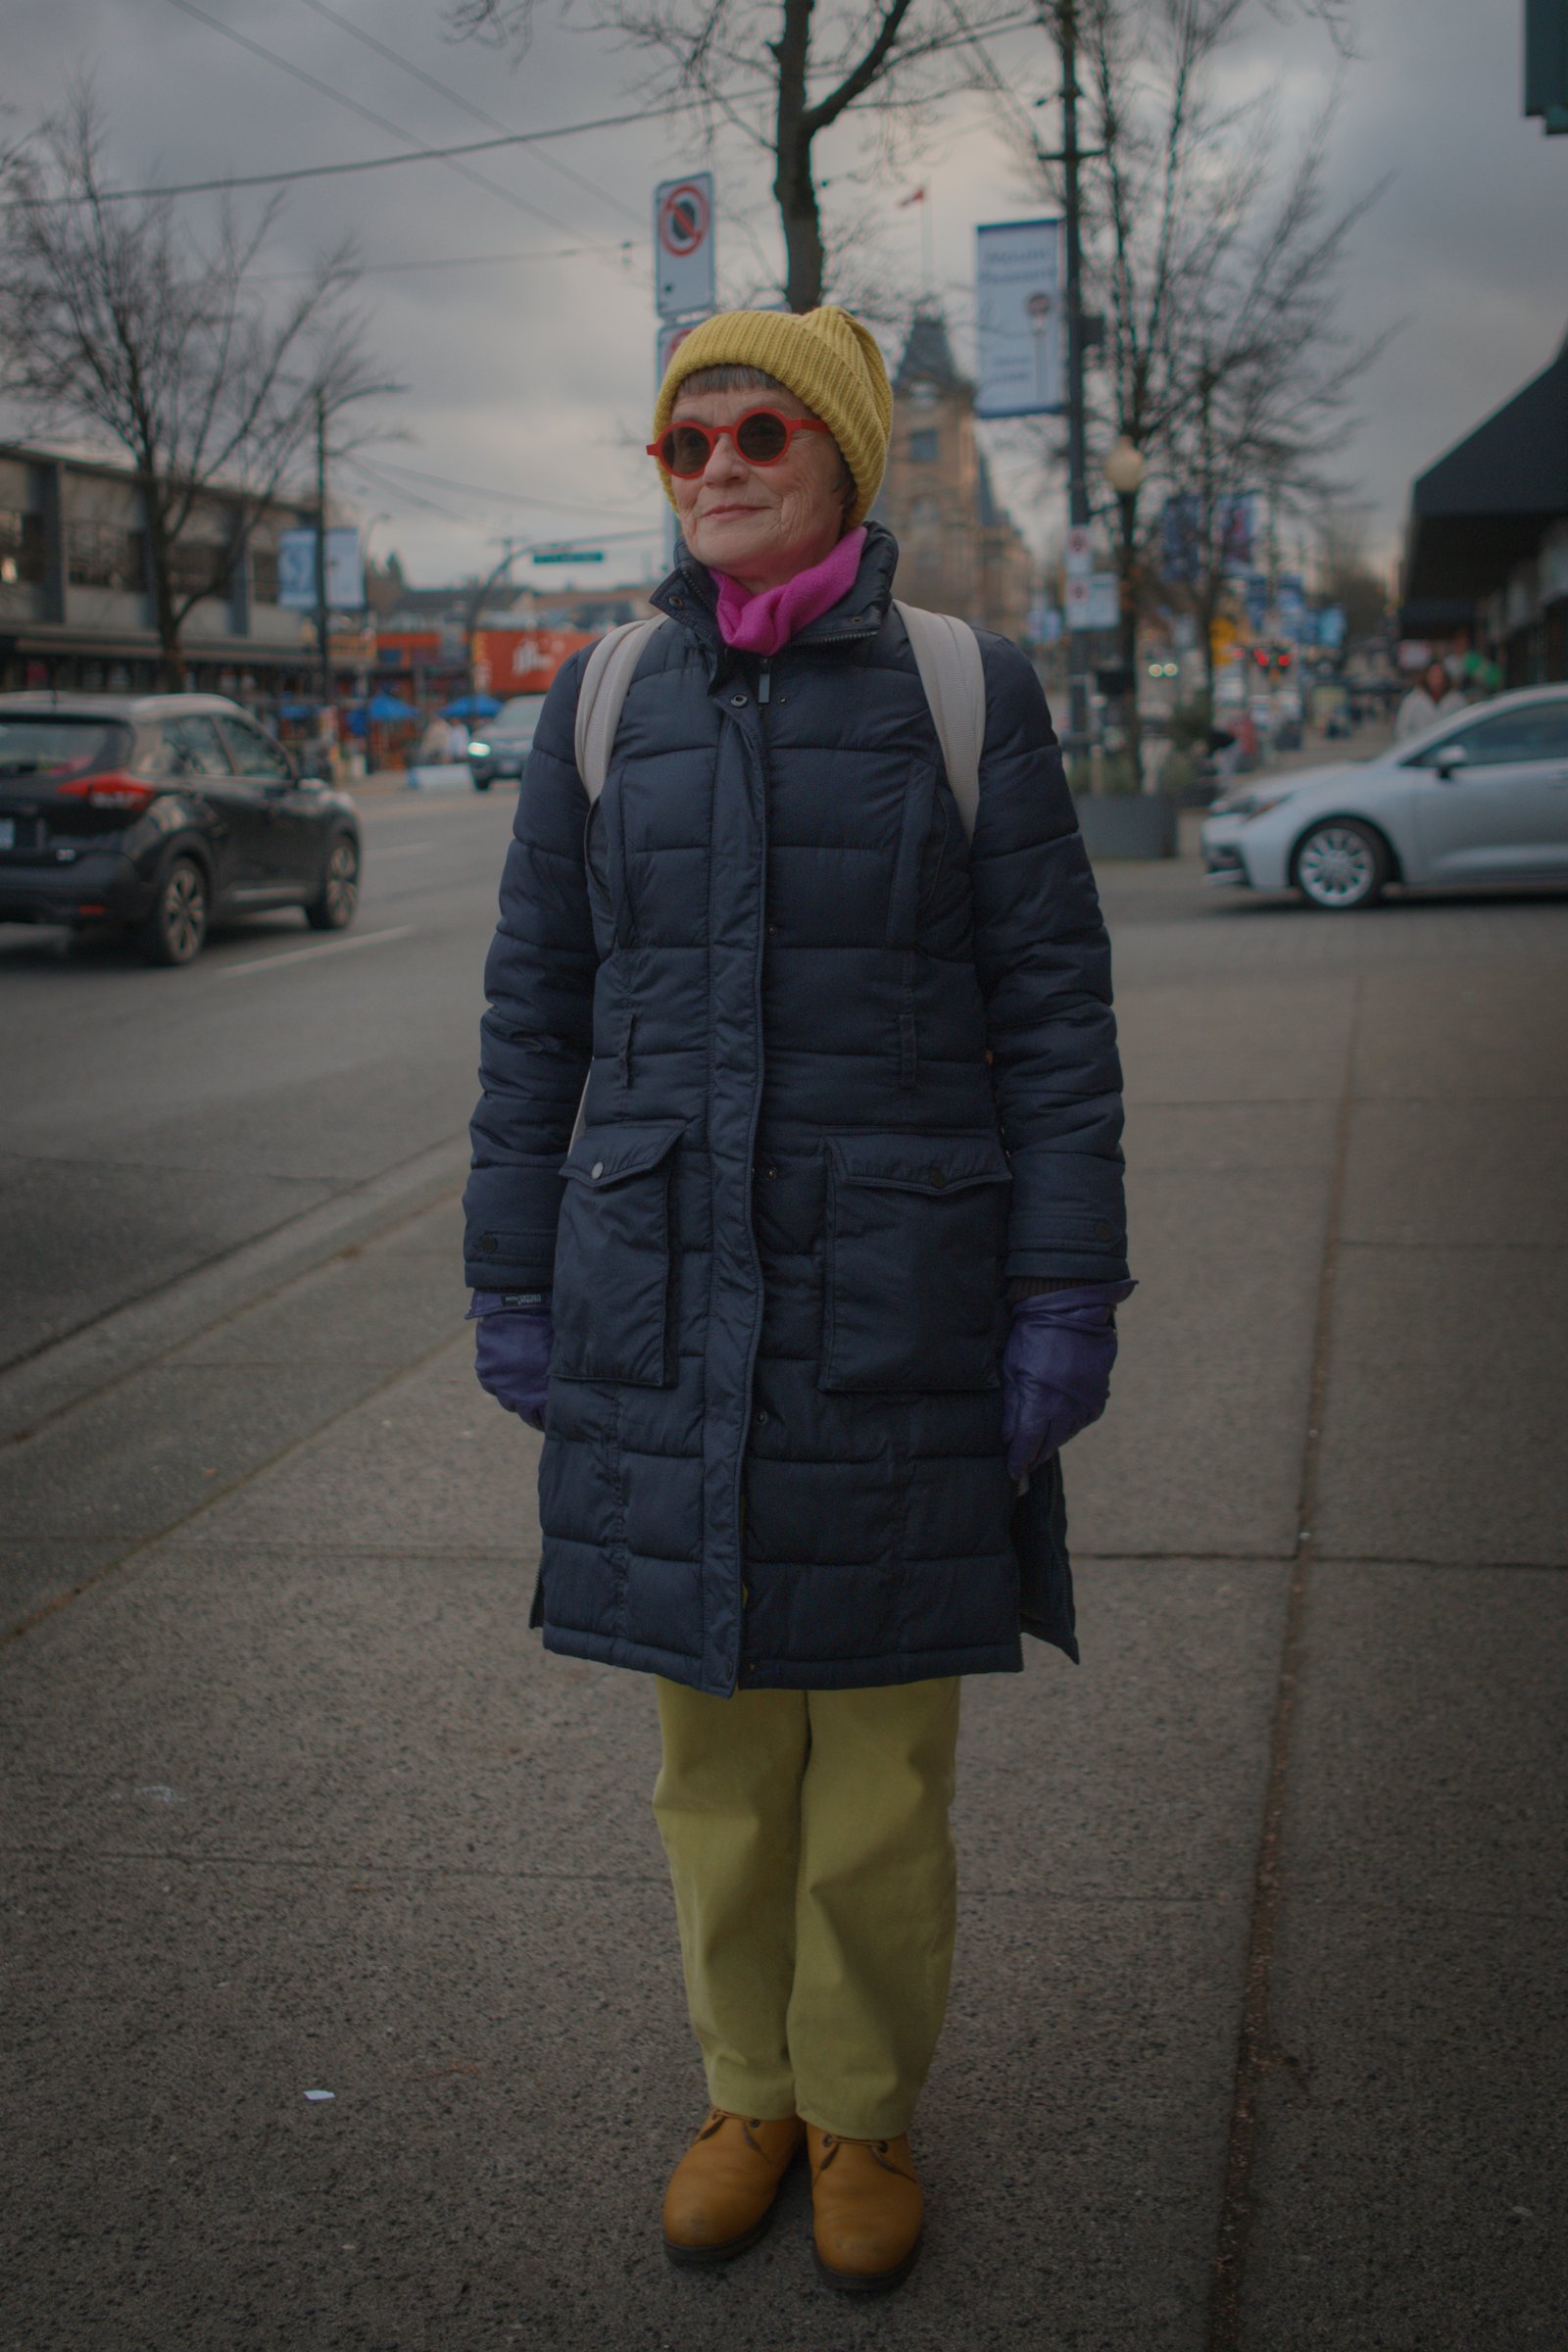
561,1121,683,1190
826,1132,1012,1199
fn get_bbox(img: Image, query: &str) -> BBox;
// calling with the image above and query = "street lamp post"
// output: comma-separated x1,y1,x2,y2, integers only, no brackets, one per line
1102,434,1147,785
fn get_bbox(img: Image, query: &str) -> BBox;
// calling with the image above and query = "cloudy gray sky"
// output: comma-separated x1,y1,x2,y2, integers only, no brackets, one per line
4,0,1563,594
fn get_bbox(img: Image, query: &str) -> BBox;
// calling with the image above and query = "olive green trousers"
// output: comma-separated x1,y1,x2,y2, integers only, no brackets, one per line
652,1675,961,2141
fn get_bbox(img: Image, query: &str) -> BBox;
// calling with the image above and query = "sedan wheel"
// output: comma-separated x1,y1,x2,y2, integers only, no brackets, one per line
305,833,360,931
1294,819,1389,911
138,857,209,966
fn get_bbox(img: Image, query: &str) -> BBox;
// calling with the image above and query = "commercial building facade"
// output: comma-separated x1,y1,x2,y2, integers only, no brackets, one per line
1401,329,1568,685
0,444,319,705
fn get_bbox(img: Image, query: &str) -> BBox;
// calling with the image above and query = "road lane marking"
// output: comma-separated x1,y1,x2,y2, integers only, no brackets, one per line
219,926,413,978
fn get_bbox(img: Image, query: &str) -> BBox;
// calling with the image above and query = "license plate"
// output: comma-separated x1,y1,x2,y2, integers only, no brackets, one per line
0,817,14,850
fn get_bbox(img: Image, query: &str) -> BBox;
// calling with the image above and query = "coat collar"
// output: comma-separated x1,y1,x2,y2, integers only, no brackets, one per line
650,518,901,658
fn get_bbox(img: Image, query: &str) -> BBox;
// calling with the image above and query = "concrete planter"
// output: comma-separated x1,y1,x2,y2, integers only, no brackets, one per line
1072,791,1179,860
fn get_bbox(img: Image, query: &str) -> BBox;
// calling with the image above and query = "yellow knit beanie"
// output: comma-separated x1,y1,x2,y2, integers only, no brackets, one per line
653,306,893,529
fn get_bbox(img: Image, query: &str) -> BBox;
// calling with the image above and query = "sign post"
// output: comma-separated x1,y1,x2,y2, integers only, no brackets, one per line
654,172,715,319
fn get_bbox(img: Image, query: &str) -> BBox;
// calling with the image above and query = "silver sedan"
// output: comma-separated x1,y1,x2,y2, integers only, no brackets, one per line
1200,685,1568,909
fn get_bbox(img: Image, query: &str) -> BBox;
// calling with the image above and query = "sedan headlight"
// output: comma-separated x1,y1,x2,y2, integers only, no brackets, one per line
467,740,490,758
1214,785,1297,823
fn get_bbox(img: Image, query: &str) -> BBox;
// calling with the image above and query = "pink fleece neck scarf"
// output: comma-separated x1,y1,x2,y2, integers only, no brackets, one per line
712,526,866,656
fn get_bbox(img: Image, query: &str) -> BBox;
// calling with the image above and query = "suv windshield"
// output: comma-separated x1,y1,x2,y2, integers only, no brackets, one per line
0,716,130,784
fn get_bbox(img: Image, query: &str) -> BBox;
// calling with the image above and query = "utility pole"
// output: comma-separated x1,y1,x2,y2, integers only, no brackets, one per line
465,538,530,717
1047,0,1092,772
314,388,331,726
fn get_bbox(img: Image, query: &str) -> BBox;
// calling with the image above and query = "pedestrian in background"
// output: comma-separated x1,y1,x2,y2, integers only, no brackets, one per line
1396,657,1467,741
416,710,450,765
463,307,1131,2295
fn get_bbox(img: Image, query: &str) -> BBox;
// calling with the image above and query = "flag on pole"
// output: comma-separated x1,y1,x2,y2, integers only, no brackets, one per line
899,185,928,207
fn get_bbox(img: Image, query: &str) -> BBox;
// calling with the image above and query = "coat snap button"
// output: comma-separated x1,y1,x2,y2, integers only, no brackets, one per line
929,1164,947,1188
591,1160,605,1179
756,1409,768,1426
479,1235,498,1252
1096,1219,1112,1240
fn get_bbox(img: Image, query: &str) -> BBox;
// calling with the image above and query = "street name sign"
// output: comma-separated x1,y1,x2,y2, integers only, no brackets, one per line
655,173,715,319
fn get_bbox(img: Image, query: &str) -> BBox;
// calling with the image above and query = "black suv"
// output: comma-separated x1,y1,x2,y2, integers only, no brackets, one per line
0,693,361,965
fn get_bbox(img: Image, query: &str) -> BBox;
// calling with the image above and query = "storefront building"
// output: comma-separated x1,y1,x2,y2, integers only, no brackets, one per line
0,444,319,710
1401,329,1568,685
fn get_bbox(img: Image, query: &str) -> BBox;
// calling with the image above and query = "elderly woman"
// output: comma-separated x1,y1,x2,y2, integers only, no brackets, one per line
464,307,1130,2294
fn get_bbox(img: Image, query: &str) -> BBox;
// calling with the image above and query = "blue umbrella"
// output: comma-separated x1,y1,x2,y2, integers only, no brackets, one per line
440,692,502,720
367,691,421,723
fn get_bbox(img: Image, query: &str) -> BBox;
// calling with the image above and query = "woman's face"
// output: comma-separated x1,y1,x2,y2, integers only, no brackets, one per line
665,383,850,591
1425,662,1450,699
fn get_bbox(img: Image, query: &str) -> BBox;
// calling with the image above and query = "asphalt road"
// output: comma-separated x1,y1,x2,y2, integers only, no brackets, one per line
0,787,517,1374
3,791,1565,2351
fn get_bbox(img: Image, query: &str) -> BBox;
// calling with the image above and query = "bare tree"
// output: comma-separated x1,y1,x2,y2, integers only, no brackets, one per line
0,83,387,684
448,0,1022,311
1312,502,1388,641
977,0,1385,702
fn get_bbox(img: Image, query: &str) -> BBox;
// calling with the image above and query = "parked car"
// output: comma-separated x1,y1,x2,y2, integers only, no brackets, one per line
0,692,362,964
1200,685,1568,909
466,695,548,791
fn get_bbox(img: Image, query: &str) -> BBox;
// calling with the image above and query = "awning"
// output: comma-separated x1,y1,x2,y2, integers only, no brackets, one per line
1401,327,1568,624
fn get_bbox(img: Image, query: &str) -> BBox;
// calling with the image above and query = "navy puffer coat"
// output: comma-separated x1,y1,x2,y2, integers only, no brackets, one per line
465,523,1126,1696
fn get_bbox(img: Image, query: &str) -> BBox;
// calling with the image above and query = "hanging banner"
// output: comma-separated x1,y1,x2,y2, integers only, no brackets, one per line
276,527,364,612
1216,493,1256,571
975,218,1065,417
654,172,716,320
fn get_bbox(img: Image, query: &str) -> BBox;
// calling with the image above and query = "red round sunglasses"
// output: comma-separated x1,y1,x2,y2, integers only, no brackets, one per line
647,408,834,477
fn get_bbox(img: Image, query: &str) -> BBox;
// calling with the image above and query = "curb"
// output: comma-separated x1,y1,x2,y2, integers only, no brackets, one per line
0,1135,470,1448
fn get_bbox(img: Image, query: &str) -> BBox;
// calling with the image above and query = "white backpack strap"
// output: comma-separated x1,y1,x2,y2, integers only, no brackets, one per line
567,614,662,1151
893,601,987,842
573,615,664,802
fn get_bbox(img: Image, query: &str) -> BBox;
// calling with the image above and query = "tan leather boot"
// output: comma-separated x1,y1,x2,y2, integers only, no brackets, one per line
807,2124,924,2292
662,2107,806,2264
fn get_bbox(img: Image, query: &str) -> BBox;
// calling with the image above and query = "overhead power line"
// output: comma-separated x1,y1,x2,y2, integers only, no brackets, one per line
291,0,647,229
360,450,654,519
158,0,630,264
0,104,683,213
256,239,637,281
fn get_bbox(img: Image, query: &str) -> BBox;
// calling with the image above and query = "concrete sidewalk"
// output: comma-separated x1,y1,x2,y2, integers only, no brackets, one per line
3,858,1565,2349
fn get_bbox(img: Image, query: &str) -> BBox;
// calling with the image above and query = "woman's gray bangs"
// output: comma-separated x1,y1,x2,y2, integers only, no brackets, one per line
677,365,790,397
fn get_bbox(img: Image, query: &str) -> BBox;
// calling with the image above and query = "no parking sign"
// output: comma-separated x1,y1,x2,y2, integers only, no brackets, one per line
654,172,715,319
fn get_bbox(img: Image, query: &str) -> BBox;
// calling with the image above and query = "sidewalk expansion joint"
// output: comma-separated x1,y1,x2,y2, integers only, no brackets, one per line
1206,975,1362,2352
0,1327,466,1656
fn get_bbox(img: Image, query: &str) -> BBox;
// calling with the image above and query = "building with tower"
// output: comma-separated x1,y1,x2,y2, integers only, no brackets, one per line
873,311,1035,644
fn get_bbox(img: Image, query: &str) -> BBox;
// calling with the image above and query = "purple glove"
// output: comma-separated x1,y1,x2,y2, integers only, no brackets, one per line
466,1290,554,1430
1002,1281,1136,1482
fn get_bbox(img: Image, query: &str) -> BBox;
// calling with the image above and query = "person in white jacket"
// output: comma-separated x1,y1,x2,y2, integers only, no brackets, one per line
1396,659,1467,742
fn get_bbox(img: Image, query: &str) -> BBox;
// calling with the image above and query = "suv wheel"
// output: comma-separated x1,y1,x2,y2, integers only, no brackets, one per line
138,856,209,965
1293,819,1389,911
305,833,360,931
